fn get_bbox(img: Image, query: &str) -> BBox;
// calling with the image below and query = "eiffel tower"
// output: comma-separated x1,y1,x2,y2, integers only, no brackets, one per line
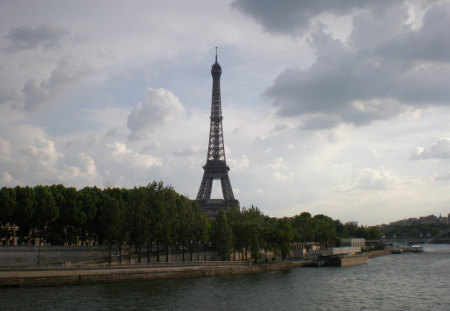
196,49,239,217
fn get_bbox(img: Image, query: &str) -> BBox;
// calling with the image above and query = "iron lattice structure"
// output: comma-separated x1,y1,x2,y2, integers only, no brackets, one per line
196,52,239,217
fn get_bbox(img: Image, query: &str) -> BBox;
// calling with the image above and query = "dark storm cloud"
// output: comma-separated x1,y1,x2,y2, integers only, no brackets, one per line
300,114,342,131
4,24,69,52
380,3,450,62
265,2,450,128
0,82,19,105
22,56,91,110
231,0,392,35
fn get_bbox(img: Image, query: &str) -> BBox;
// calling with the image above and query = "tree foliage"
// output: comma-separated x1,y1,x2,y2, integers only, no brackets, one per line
0,183,397,261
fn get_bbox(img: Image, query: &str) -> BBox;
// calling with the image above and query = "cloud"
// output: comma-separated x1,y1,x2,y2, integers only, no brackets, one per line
266,157,293,180
127,87,185,140
107,141,162,169
339,168,419,191
106,128,119,137
231,0,392,35
25,137,62,170
0,137,11,161
60,153,100,185
22,56,92,110
4,24,69,52
300,114,342,131
171,146,201,157
265,3,450,128
228,154,250,171
432,172,450,181
0,82,20,105
0,122,102,187
1,171,20,186
380,3,450,63
411,137,450,160
352,168,397,190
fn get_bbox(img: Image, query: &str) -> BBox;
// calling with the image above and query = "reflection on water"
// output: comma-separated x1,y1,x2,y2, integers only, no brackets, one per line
1,244,449,311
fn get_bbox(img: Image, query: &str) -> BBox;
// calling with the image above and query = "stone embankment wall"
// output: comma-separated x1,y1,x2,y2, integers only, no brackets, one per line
0,246,227,267
339,254,368,267
0,261,308,287
367,249,392,258
0,246,110,267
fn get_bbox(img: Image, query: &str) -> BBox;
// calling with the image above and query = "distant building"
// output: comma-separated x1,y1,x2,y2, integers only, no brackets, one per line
341,238,366,249
438,214,448,224
419,215,438,225
0,224,18,246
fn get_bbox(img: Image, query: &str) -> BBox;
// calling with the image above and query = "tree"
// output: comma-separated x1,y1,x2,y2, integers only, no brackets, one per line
273,217,293,259
100,196,121,262
312,214,337,242
292,212,314,241
103,188,130,262
262,216,276,261
367,226,381,240
241,206,265,262
128,186,150,262
0,187,16,225
13,186,36,244
34,185,59,243
78,186,102,244
214,209,233,260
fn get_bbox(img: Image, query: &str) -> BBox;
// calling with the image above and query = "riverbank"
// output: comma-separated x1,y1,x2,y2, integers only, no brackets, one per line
0,249,394,287
0,261,309,287
367,249,392,258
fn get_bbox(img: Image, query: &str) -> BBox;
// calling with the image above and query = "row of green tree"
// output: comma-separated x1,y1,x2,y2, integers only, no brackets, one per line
380,223,450,239
1,184,381,262
0,183,210,260
214,209,381,261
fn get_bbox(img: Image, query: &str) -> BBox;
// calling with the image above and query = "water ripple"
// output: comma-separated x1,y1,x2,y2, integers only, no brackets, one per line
1,244,449,311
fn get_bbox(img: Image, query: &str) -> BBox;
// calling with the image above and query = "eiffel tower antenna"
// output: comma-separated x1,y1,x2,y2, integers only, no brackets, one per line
196,49,240,217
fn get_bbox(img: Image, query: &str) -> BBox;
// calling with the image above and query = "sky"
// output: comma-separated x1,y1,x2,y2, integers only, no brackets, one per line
1,0,450,225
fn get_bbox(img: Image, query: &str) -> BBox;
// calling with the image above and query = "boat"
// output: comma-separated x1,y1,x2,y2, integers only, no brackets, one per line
391,248,404,254
408,244,424,253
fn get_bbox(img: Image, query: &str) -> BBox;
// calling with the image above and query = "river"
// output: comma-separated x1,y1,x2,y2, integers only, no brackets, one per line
1,244,449,311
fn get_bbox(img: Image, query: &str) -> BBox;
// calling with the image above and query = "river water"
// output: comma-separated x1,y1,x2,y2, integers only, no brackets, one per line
1,244,449,311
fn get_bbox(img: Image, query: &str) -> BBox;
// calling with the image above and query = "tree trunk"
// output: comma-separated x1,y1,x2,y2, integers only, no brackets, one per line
165,243,169,263
182,242,185,262
128,242,131,264
147,243,150,263
189,243,193,262
138,244,141,263
156,242,160,262
119,244,122,264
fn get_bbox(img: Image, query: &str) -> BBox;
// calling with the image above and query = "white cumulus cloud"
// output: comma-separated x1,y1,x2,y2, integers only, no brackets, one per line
411,137,450,160
107,141,162,169
127,87,185,140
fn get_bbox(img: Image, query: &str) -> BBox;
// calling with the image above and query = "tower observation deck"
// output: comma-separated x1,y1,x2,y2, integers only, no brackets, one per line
196,49,240,218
